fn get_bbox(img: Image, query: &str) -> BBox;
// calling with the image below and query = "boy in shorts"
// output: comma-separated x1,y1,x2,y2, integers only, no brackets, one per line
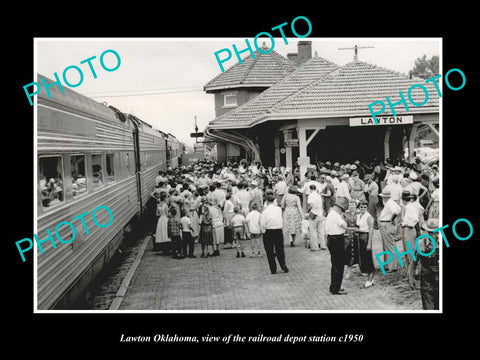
231,206,247,258
246,202,262,257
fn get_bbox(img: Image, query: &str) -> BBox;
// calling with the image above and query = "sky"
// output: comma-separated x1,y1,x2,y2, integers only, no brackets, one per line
35,38,440,147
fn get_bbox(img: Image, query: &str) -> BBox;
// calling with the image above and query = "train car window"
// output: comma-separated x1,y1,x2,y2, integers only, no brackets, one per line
91,154,104,189
106,153,115,183
71,155,87,199
39,156,64,209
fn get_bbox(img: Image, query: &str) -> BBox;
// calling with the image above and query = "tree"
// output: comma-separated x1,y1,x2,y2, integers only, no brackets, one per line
409,55,439,79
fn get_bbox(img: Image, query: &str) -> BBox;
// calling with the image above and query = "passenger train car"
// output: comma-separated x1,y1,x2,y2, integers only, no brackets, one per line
36,75,183,309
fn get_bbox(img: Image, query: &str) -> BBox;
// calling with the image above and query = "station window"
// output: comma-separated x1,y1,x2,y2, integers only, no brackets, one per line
224,93,237,107
91,154,104,189
39,156,64,209
71,155,87,199
106,153,115,183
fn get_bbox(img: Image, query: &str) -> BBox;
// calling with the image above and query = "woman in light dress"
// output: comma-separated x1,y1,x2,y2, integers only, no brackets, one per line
154,192,170,255
189,191,202,241
281,186,303,247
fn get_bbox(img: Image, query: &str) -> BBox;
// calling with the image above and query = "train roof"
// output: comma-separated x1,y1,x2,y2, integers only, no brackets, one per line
37,74,124,125
36,74,180,142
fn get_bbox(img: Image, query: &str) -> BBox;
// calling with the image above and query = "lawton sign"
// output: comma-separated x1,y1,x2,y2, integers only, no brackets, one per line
349,115,413,127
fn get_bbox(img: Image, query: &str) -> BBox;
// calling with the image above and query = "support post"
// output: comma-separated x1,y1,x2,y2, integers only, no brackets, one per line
298,127,309,181
284,129,293,169
384,127,391,160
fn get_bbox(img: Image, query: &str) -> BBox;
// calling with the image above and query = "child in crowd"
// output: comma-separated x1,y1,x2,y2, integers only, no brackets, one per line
180,209,196,258
168,207,184,259
231,206,247,258
301,213,310,248
246,202,262,257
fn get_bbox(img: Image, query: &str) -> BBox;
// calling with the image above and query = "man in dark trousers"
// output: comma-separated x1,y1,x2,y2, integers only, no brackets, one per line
325,197,349,294
260,189,289,274
418,218,440,310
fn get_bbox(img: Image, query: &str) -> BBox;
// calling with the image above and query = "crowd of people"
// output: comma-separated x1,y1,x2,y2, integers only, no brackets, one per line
149,156,440,309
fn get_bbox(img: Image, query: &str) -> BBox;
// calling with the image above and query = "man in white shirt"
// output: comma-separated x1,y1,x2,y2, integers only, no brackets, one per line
384,175,402,204
336,174,353,202
298,175,323,195
246,203,262,258
274,175,288,205
260,190,289,274
330,170,341,192
325,197,348,295
405,172,428,205
307,185,326,250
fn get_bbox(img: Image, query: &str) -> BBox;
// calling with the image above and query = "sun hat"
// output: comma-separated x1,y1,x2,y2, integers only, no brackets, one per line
379,188,392,198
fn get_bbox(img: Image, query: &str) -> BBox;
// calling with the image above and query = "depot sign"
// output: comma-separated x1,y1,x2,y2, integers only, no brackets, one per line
349,115,413,127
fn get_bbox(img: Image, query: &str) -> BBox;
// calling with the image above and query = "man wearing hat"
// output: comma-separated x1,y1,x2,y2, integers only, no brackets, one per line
417,218,440,310
378,188,402,272
406,171,428,204
325,197,349,294
354,160,365,179
330,170,340,192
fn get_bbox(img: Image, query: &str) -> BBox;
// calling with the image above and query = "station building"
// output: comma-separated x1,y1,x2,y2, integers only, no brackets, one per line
204,41,439,178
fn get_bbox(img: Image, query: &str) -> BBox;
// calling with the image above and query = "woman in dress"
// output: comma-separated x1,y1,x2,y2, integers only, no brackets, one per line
356,200,376,287
349,171,366,202
199,205,214,257
344,200,360,280
154,192,170,255
281,185,303,247
189,190,202,241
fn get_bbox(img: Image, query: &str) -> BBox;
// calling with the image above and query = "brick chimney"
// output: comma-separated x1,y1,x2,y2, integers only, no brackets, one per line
287,41,312,65
297,41,312,64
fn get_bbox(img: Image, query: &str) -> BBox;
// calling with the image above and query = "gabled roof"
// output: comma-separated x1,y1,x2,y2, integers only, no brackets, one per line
207,56,340,128
208,60,440,129
268,61,439,119
204,47,298,91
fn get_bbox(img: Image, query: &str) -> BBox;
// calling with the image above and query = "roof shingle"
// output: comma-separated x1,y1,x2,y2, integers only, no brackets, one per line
204,47,298,91
208,60,440,129
269,61,439,118
208,56,340,127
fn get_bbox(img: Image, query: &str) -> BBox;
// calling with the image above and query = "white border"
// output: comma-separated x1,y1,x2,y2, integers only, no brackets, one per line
33,37,443,314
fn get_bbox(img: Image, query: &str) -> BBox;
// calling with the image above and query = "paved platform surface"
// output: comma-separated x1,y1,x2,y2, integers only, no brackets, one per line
117,230,422,311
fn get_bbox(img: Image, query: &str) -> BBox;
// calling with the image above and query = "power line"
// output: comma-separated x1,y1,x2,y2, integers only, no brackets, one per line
88,88,204,98
83,84,204,95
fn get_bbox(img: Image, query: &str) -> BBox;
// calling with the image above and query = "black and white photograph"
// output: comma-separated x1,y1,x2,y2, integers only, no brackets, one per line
33,37,441,312
6,7,478,354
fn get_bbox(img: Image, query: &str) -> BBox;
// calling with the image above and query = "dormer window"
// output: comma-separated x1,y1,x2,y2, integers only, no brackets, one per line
223,93,238,108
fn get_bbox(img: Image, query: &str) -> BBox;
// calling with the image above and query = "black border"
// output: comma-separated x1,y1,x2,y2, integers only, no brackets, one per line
7,5,477,354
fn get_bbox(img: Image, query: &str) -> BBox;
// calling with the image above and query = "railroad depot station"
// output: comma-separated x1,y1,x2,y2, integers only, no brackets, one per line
203,41,439,178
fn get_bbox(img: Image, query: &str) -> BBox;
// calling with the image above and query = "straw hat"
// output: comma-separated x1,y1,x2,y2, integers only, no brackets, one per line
334,197,349,212
379,188,392,198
